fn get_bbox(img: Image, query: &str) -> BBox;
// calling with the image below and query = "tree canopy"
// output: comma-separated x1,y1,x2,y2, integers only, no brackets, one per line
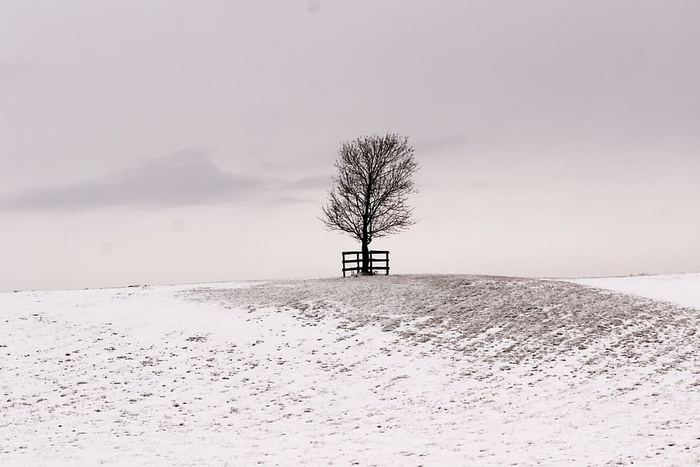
321,133,418,273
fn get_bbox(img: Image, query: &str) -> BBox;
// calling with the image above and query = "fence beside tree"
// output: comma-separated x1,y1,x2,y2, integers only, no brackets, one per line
342,250,390,277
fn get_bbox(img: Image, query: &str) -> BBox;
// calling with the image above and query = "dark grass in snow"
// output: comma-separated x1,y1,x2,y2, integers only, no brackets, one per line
190,274,700,379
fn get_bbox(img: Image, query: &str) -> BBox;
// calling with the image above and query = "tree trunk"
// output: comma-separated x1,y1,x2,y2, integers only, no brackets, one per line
361,237,370,274
361,214,370,274
360,201,371,274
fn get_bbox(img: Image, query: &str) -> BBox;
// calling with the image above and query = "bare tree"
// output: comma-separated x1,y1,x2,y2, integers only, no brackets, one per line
321,133,418,274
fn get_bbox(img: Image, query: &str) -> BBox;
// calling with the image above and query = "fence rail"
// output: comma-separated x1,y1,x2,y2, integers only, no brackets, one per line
342,250,390,277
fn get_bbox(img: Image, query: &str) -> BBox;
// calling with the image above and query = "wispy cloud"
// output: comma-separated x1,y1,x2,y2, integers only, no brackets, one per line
0,149,324,212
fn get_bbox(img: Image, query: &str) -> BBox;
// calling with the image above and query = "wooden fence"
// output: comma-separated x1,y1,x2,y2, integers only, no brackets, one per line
342,250,390,277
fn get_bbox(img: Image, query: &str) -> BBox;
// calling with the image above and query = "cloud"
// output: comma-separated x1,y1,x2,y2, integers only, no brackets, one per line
0,150,321,212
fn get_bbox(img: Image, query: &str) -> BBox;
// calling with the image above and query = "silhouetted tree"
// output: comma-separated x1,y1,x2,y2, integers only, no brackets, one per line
321,133,418,274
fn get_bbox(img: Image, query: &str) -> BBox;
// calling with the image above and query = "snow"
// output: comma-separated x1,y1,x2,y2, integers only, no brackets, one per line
1,274,699,465
569,273,700,309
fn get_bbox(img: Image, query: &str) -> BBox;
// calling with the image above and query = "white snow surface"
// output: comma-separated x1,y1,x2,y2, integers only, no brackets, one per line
1,274,699,466
569,273,700,310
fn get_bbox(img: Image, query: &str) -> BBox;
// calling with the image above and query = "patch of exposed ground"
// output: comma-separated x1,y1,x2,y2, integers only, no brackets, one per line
188,274,700,379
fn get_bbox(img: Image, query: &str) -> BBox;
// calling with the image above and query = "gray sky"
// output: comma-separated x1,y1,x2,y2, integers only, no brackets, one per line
2,0,699,291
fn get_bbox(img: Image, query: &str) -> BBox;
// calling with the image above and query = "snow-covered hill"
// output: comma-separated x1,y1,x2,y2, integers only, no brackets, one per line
569,273,700,310
1,274,699,466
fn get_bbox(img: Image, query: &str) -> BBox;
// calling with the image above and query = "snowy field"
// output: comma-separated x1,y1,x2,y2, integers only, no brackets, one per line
570,273,700,310
1,274,699,466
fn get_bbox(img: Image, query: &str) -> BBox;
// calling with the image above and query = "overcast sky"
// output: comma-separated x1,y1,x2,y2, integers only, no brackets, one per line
2,1,699,291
